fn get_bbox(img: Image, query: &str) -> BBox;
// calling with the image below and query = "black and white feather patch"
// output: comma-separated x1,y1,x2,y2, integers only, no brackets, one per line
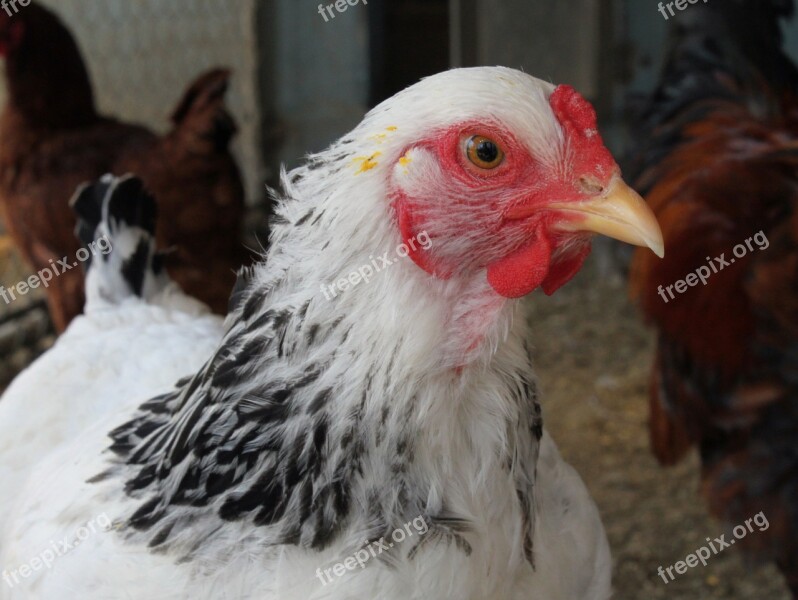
228,265,258,314
104,294,360,554
70,179,108,248
95,215,544,568
121,239,151,298
106,176,157,235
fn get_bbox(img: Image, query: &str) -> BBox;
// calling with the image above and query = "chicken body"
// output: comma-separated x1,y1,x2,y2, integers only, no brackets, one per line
629,0,798,593
0,175,224,549
0,3,246,330
1,67,662,599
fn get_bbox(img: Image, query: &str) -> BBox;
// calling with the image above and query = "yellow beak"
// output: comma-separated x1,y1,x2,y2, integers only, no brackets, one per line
551,176,664,258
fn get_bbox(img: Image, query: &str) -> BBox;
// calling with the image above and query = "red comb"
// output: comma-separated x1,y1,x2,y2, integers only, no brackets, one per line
549,85,615,176
0,18,24,57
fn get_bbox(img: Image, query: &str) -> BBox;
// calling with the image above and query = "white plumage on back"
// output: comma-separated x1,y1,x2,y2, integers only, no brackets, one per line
0,69,620,600
0,175,224,545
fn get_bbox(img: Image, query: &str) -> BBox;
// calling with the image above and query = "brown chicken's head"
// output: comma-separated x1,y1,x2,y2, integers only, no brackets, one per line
0,2,77,58
0,9,24,56
0,2,95,123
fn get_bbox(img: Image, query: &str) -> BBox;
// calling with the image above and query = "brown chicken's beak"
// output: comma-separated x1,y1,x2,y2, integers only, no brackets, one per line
553,175,665,258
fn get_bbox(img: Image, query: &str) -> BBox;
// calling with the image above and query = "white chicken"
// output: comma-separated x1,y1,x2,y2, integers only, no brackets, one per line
0,174,223,542
0,68,663,600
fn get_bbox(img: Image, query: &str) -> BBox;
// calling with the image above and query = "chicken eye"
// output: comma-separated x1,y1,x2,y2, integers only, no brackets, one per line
466,135,504,170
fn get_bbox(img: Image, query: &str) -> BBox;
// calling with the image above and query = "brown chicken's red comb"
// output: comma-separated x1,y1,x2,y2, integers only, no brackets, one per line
0,16,24,57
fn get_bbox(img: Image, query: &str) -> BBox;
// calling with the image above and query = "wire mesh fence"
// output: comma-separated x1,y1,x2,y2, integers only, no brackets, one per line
35,0,263,204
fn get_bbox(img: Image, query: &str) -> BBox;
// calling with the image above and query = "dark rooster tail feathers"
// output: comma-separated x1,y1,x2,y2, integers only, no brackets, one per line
170,68,237,152
721,0,794,20
629,0,798,589
628,0,798,189
666,0,797,75
648,348,693,466
70,174,168,303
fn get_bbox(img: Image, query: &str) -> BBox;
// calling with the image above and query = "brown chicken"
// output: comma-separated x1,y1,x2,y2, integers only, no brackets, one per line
0,2,248,331
629,0,798,594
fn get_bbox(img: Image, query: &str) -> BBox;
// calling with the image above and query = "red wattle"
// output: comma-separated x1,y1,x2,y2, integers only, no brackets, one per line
540,245,591,295
0,20,24,57
486,229,552,298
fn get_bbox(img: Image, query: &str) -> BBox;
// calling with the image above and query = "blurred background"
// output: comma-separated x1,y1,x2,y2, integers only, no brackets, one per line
0,1,794,598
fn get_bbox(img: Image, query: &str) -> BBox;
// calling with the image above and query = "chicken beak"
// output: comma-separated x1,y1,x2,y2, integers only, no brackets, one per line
552,175,664,258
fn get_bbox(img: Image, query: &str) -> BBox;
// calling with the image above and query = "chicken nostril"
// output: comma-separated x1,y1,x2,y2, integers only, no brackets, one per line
579,176,605,195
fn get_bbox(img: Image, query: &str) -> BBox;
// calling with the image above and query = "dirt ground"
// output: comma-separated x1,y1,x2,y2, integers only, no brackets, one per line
528,261,790,599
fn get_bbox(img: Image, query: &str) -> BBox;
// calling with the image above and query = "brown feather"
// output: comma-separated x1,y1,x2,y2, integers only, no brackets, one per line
629,10,798,588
